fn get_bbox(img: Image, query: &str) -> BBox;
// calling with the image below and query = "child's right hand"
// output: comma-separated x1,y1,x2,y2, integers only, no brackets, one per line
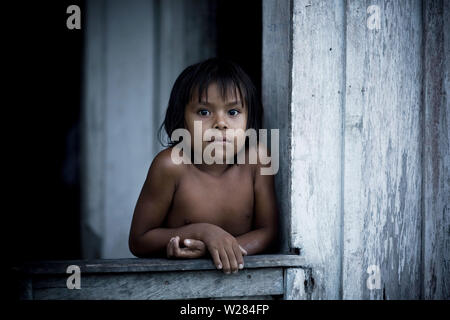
166,236,206,259
199,224,248,274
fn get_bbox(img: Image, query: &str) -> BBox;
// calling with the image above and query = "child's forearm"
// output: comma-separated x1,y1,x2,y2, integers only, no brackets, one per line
129,223,210,258
235,227,277,256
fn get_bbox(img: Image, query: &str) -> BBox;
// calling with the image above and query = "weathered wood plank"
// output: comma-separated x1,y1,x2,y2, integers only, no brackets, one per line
262,0,293,255
422,0,450,300
290,0,346,299
156,0,217,154
102,0,156,258
81,0,106,259
211,295,279,300
32,268,284,300
284,268,309,300
343,0,423,299
18,276,33,300
13,254,308,275
83,0,157,259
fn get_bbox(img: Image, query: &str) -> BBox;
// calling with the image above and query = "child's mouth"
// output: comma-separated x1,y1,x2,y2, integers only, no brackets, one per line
208,136,231,143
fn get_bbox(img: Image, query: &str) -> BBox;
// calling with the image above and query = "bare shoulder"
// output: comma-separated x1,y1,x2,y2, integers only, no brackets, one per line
147,147,185,183
247,141,271,167
246,141,272,178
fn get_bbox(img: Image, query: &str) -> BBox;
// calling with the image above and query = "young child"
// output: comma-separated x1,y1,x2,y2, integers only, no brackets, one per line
128,58,279,274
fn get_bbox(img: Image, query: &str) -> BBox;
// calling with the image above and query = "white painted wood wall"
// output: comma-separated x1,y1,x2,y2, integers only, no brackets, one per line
263,0,449,299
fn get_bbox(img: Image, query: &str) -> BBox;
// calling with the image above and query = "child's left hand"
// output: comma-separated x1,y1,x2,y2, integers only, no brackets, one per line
166,236,206,259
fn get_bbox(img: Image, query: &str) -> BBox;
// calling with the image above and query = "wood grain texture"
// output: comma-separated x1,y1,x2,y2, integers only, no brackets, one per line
83,0,157,259
103,0,157,258
262,0,293,255
343,0,423,299
290,0,346,299
211,295,280,300
284,268,309,300
13,255,307,275
81,0,106,259
31,268,283,300
14,255,307,300
156,0,217,154
422,0,450,300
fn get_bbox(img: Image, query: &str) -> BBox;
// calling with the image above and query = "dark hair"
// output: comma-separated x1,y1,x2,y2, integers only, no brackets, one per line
158,57,263,147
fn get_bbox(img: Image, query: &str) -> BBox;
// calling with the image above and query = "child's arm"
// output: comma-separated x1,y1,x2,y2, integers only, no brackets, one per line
128,149,207,257
235,144,279,255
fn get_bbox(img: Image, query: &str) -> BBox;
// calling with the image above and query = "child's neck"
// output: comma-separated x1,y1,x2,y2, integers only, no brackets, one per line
193,163,233,177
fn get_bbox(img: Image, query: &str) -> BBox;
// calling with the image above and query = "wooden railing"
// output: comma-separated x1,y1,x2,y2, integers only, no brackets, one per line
12,254,311,300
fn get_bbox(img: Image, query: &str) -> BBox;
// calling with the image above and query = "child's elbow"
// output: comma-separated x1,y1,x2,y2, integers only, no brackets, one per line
129,242,147,258
128,234,141,257
128,235,162,258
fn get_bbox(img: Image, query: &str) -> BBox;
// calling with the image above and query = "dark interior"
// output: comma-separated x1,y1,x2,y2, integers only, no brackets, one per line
6,0,262,262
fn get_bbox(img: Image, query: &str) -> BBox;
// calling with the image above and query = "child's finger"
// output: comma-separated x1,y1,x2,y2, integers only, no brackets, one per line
167,237,175,258
179,248,204,258
233,243,244,269
239,244,248,256
173,236,182,256
208,247,222,270
184,239,205,251
219,247,231,274
225,245,239,273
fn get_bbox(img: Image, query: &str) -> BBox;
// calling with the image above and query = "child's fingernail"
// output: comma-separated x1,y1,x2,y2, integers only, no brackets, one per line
217,264,222,269
239,264,243,269
185,239,190,244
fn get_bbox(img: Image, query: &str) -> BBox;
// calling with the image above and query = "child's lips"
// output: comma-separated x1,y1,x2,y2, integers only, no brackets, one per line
209,136,231,143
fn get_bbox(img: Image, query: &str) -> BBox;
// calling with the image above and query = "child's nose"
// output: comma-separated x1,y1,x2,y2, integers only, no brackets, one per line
213,115,228,130
214,121,228,130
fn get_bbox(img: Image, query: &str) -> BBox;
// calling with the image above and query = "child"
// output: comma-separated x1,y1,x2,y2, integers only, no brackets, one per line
128,58,279,274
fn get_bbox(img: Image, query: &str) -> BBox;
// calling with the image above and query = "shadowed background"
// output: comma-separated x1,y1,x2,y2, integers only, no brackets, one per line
6,0,262,261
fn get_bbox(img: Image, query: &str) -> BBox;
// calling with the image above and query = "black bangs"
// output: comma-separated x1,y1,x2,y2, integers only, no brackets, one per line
190,62,245,106
158,57,263,148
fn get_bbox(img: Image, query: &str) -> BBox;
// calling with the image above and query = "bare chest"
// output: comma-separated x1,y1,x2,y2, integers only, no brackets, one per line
165,165,254,236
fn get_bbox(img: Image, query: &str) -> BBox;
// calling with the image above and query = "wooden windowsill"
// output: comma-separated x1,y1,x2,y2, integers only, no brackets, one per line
13,254,307,274
11,254,309,300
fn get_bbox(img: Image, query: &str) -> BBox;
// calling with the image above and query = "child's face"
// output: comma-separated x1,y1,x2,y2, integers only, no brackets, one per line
184,82,248,163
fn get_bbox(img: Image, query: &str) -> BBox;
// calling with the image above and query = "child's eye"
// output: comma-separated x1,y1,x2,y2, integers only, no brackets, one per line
229,109,240,116
198,109,210,116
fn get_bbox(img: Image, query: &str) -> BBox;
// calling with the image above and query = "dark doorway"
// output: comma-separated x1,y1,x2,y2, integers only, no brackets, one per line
6,1,84,263
6,0,262,263
216,0,262,98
